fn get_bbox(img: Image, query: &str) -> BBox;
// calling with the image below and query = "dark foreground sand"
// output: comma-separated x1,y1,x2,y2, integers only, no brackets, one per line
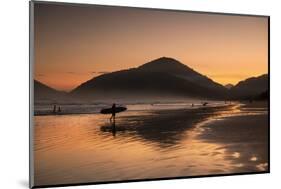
198,110,268,172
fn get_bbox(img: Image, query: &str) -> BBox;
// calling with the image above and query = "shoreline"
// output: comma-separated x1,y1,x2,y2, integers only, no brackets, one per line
34,102,234,116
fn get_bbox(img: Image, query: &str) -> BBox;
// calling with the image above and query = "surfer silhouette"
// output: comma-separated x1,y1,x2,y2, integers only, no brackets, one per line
110,103,116,123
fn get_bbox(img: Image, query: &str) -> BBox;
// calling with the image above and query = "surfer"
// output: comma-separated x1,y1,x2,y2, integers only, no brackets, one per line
110,103,116,123
100,104,126,122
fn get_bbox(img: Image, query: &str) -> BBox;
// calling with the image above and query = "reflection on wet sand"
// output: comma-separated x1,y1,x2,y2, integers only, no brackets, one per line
100,120,117,137
34,102,268,186
100,105,231,147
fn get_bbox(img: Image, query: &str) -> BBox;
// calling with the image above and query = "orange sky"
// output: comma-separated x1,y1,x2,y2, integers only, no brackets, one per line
34,3,268,91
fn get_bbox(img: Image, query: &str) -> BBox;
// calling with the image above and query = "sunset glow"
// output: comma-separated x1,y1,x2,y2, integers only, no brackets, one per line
34,4,268,91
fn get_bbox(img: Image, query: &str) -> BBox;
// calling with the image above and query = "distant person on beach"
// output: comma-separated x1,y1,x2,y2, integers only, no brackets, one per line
202,102,208,106
53,105,56,113
110,103,116,122
58,106,61,113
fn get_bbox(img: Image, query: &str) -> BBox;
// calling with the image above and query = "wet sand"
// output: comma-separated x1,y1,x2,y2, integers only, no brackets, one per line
197,103,269,172
34,101,268,186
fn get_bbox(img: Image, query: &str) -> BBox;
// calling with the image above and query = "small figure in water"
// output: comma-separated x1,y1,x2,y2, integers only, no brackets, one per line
53,105,56,113
110,103,116,123
191,103,194,107
202,102,208,106
58,106,61,113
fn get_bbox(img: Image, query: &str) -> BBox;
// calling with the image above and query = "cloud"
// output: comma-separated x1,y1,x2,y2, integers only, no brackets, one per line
92,71,110,74
66,71,75,74
57,71,111,75
35,74,45,77
208,74,248,79
66,71,92,75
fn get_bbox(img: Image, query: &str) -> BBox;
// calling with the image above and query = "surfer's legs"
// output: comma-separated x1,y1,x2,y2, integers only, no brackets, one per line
110,114,116,123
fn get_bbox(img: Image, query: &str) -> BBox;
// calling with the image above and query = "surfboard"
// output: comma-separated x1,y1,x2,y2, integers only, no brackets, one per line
100,106,127,114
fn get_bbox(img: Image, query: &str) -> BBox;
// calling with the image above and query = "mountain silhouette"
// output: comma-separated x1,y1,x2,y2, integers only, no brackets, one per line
34,80,66,102
230,74,268,99
71,57,228,100
138,57,227,90
224,84,234,89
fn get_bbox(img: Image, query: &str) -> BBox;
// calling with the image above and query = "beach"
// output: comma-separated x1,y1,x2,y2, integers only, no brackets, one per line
197,102,269,172
34,101,268,186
